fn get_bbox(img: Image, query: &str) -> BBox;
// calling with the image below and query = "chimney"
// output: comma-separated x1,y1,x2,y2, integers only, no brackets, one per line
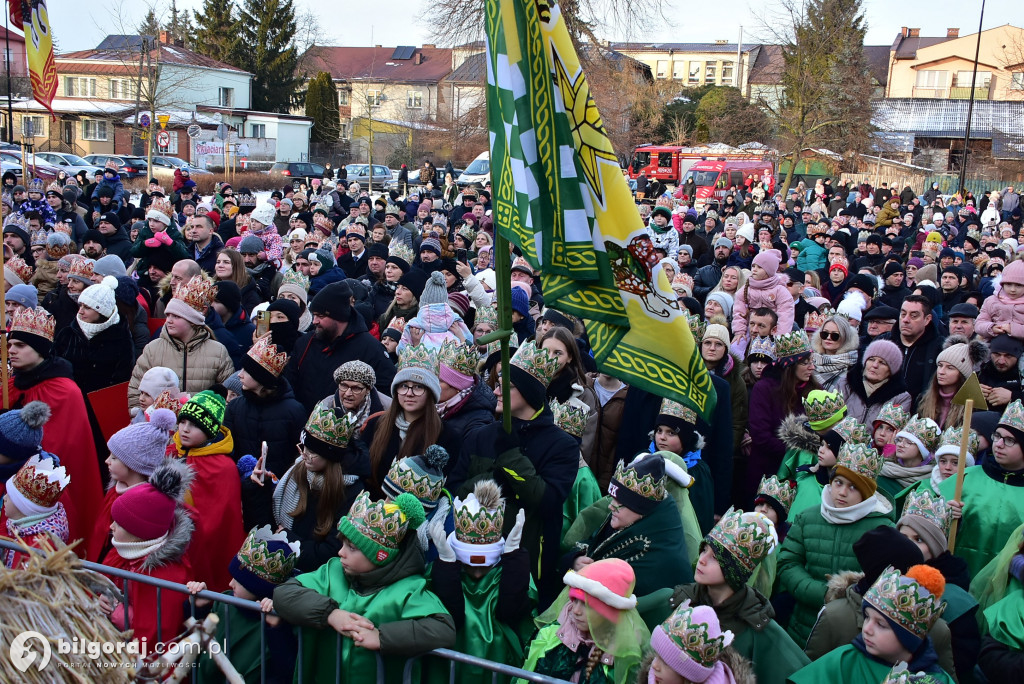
908,28,920,38
901,27,908,38
414,52,423,65
158,30,170,44
947,28,960,38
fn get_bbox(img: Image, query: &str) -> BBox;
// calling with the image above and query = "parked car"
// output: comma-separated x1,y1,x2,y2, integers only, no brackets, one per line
0,151,59,180
344,163,393,190
36,152,104,177
81,154,150,179
267,161,327,186
150,155,212,177
457,153,489,187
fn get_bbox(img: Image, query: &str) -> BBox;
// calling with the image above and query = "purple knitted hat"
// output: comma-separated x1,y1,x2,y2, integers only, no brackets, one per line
106,409,177,477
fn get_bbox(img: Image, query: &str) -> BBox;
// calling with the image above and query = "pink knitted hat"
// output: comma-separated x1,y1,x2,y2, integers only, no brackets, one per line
751,249,781,277
1001,260,1024,286
564,558,637,623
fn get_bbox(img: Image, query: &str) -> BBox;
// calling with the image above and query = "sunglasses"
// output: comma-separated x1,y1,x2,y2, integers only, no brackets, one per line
819,331,842,342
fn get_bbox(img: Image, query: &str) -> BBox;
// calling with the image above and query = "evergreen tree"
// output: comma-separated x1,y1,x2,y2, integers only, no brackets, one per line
234,0,301,113
305,72,339,143
138,7,161,38
165,0,195,46
191,0,242,65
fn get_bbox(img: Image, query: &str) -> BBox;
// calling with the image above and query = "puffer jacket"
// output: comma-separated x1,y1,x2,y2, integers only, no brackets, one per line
875,202,901,228
583,373,628,492
128,325,234,405
732,275,795,339
223,378,308,477
438,381,496,475
976,285,1024,340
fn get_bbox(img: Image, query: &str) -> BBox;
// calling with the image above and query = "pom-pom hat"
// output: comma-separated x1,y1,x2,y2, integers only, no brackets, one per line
863,565,946,651
337,491,426,566
564,558,637,623
382,445,450,511
107,408,178,477
651,601,735,683
0,401,50,463
228,526,301,600
6,454,69,516
112,458,193,541
450,479,506,567
608,452,667,515
79,275,119,320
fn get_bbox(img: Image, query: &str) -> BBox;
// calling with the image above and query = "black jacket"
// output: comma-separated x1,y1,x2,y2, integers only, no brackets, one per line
338,251,369,279
430,548,534,629
102,227,134,266
438,381,496,474
223,378,308,477
285,313,397,412
879,283,911,309
978,361,1024,406
53,318,135,394
42,286,80,334
189,235,224,277
879,325,945,409
979,635,1024,680
693,260,726,302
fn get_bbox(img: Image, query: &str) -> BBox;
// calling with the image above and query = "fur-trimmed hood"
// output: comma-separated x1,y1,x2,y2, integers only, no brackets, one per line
824,570,863,603
778,413,821,453
139,507,194,571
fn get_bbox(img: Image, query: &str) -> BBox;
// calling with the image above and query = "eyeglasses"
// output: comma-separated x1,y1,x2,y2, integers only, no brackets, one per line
338,382,368,396
396,383,426,396
994,432,1018,448
819,331,841,342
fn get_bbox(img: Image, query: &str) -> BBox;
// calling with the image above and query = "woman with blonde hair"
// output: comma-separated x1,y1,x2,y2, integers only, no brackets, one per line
810,316,859,392
710,265,746,299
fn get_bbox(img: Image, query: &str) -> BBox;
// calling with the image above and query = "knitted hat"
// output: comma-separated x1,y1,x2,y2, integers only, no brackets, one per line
874,400,911,431
935,335,988,381
79,276,119,320
898,490,952,559
863,565,946,652
333,360,376,389
138,366,181,400
178,390,227,438
864,339,903,374
392,344,441,402
165,275,215,326
438,340,477,391
228,526,301,600
0,402,50,465
309,281,352,322
736,224,755,244
849,273,878,298
145,198,173,227
608,452,667,516
833,442,884,499
564,558,638,623
751,249,781,277
510,286,530,317
5,454,70,517
382,445,449,511
337,491,426,566
397,269,428,300
94,254,128,278
989,334,1024,358
250,202,276,227
702,323,730,348
302,405,357,463
802,390,847,431
895,415,941,463
1000,259,1024,285
852,527,924,596
4,283,37,309
419,271,449,307
107,408,178,477
704,508,778,590
933,425,978,464
651,601,735,683
509,340,559,410
243,334,289,389
755,475,797,521
829,262,848,277
706,292,733,319
111,458,192,540
223,371,244,397
419,237,442,256
449,479,506,567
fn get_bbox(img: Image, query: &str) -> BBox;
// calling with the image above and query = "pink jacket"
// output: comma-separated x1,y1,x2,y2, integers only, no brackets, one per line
732,274,795,339
976,288,1024,339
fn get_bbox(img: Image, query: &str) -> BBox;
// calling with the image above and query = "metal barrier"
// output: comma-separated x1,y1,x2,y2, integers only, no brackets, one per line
0,538,569,683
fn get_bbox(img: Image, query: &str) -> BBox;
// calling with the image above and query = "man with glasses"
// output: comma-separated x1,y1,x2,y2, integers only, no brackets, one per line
320,360,388,427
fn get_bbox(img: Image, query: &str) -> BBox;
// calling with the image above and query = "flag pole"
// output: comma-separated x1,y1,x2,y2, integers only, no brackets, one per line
478,230,514,434
1,241,8,410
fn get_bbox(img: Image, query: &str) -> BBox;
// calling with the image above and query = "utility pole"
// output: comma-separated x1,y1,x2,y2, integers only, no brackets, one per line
958,0,986,196
4,10,13,144
735,27,743,93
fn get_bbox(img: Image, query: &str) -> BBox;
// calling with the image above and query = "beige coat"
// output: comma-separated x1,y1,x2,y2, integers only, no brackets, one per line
129,325,234,405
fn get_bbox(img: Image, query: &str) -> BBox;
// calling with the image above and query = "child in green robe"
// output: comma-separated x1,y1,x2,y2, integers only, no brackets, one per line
273,491,456,684
872,399,911,461
748,475,795,597
550,398,602,546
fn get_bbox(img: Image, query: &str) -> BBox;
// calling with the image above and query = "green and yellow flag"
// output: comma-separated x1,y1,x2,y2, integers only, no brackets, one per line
485,0,716,421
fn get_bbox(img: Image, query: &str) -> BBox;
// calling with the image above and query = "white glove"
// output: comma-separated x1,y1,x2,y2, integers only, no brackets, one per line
428,514,456,563
504,509,526,553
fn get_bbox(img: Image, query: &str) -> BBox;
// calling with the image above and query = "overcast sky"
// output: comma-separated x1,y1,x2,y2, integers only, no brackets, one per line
46,0,1013,52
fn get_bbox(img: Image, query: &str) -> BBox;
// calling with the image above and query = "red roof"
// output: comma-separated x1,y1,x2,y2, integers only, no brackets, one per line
300,46,454,84
58,44,249,74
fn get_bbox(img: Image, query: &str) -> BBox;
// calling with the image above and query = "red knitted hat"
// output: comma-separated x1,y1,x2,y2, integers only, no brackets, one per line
565,558,637,623
112,483,176,540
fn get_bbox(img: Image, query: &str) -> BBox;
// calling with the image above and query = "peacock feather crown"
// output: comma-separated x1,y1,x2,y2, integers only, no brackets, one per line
802,390,847,428
901,490,953,536
774,329,811,359
875,400,911,431
236,526,301,584
757,475,796,513
836,441,884,481
438,340,478,378
998,399,1024,434
831,417,871,445
509,340,560,388
550,399,591,439
610,458,667,503
397,343,439,375
657,600,735,668
685,312,706,341
935,425,979,458
659,397,697,426
474,305,498,329
304,405,357,450
706,508,779,573
864,565,946,639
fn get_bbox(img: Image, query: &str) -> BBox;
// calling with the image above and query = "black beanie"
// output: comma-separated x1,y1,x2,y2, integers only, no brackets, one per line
98,212,122,230
883,261,904,279
9,329,52,359
365,242,388,260
214,280,242,315
852,527,923,595
267,298,300,327
822,429,845,457
848,273,877,297
509,365,547,411
398,269,429,300
309,281,352,322
147,246,178,273
83,229,107,247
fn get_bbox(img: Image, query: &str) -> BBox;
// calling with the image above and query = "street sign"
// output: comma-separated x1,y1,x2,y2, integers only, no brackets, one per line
157,130,171,148
187,124,201,139
216,124,228,140
140,114,150,127
139,130,149,141
157,114,170,130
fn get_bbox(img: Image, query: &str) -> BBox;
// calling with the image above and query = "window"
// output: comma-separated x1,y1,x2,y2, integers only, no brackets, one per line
82,119,108,141
915,70,949,88
656,60,668,78
705,62,717,83
63,76,96,97
338,89,350,105
251,123,266,138
955,70,991,88
218,87,234,107
722,61,735,85
688,62,700,85
672,61,684,80
1013,72,1024,90
406,90,423,108
339,121,349,139
108,78,135,100
367,90,382,107
21,116,43,138
657,152,673,168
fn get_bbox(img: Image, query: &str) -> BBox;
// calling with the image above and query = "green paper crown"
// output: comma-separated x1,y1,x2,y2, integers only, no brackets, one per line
881,663,944,684
757,475,796,513
385,454,447,504
831,417,870,445
999,399,1024,434
483,332,519,360
389,240,415,265
304,404,357,449
474,305,498,329
802,390,846,429
836,441,884,481
237,525,301,583
659,397,697,425
454,480,505,545
510,340,560,388
875,400,911,431
438,340,478,378
902,490,953,536
611,458,667,502
456,224,477,242
901,415,942,453
685,313,706,340
397,343,439,375
935,425,979,457
550,399,591,439
659,601,734,668
706,507,778,573
774,330,810,359
864,565,946,639
337,491,425,566
282,268,309,290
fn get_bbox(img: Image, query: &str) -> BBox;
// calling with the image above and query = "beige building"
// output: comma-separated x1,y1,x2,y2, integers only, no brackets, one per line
609,41,759,93
885,24,1024,100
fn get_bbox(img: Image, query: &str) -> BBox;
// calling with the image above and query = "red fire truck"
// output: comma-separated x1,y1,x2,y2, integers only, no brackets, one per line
628,145,775,189
683,158,777,210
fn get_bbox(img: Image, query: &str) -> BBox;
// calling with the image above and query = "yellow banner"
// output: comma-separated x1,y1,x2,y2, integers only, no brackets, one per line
22,1,58,116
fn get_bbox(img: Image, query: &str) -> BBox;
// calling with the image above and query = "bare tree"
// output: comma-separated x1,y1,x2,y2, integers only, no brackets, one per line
294,8,333,55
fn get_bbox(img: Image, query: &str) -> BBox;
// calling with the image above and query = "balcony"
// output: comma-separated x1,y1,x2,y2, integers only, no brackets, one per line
911,82,994,99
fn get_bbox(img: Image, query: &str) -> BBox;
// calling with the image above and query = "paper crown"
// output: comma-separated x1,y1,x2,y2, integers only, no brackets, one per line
26,177,44,193
804,309,829,331
899,415,942,454
385,316,406,333
657,601,735,669
3,213,29,231
385,445,449,505
456,223,476,242
454,479,505,545
6,255,33,284
397,343,438,375
11,454,70,509
831,416,870,445
173,274,216,314
998,399,1024,433
337,491,424,565
671,272,694,294
935,425,979,458
281,268,309,290
149,197,173,218
236,525,301,584
550,399,591,439
757,475,796,513
474,305,498,329
706,508,779,573
802,390,846,427
46,181,62,195
746,335,777,361
901,490,953,536
863,565,946,639
234,192,256,208
875,399,911,431
510,255,533,275
774,330,811,359
610,457,667,502
30,229,47,247
304,404,357,450
483,332,519,360
247,334,289,378
438,340,478,378
388,240,415,265
836,441,884,481
685,312,706,340
881,663,945,684
10,306,55,342
68,257,95,281
659,397,697,426
150,389,187,417
509,340,560,388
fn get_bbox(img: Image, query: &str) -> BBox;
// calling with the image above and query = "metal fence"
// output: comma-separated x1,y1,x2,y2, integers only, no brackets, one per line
0,539,569,684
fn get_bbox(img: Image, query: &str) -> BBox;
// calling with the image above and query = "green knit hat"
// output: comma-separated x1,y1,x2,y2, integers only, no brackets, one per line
178,390,226,438
336,491,426,566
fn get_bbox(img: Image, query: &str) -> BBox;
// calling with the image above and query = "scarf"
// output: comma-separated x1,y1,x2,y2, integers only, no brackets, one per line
813,349,858,389
862,377,885,397
937,388,955,427
112,533,169,560
820,485,888,524
273,461,323,532
437,386,473,419
881,460,933,488
78,310,121,340
395,412,412,441
593,379,623,407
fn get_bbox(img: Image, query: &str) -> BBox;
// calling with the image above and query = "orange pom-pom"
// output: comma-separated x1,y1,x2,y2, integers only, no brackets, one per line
906,564,945,599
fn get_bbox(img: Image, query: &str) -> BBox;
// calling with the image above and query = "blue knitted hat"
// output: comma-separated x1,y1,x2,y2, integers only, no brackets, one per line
510,286,530,317
0,401,50,463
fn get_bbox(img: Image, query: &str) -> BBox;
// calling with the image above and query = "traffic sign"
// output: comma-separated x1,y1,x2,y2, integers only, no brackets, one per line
139,130,149,141
140,114,150,127
157,130,171,148
187,124,202,139
157,114,170,130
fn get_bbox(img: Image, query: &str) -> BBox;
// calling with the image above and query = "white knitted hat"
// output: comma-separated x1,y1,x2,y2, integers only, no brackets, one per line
78,275,118,319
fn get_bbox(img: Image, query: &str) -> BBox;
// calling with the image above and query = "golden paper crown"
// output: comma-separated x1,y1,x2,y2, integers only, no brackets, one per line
386,316,406,333
509,340,560,388
836,441,884,481
281,268,309,290
659,397,697,426
10,306,55,342
150,389,187,417
68,257,95,281
11,454,69,509
901,490,953,536
26,177,44,194
6,255,33,284
388,240,414,265
438,340,478,378
875,400,911,431
397,343,438,374
247,333,289,378
550,399,591,439
236,525,301,584
30,229,47,247
864,566,946,639
803,309,828,331
454,480,506,545
747,335,777,361
149,197,173,219
756,475,797,513
173,274,216,314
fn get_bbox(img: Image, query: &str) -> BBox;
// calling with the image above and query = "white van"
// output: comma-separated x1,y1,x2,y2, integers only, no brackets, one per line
457,151,490,187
